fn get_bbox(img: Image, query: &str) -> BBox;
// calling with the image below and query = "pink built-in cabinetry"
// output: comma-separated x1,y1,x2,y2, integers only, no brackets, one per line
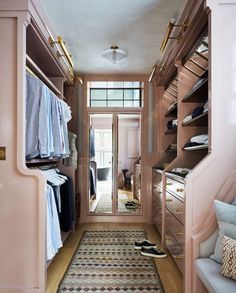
151,0,236,292
0,0,236,292
0,0,75,292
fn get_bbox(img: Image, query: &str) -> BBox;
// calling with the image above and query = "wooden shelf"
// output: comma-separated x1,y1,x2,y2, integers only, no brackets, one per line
165,127,177,134
165,104,178,117
182,111,208,126
26,157,62,165
182,76,208,103
183,144,208,151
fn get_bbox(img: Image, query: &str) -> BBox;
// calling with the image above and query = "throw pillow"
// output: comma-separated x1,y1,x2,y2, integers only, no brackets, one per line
210,199,236,263
221,235,236,280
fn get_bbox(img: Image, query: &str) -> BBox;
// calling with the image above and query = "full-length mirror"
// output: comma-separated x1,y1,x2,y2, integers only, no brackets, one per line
116,114,141,213
88,114,113,213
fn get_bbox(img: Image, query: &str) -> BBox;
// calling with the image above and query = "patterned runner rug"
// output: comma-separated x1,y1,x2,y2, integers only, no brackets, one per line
58,230,164,292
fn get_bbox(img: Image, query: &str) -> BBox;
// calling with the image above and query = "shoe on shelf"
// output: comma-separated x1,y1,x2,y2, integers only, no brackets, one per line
134,239,158,250
125,201,140,206
125,202,140,209
140,247,167,258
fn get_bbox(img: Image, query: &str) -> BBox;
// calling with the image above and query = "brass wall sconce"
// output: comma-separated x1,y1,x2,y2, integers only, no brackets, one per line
148,64,165,82
49,36,74,69
77,76,84,84
160,18,188,52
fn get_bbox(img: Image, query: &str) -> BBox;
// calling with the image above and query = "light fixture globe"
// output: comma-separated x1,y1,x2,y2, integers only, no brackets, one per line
102,45,128,64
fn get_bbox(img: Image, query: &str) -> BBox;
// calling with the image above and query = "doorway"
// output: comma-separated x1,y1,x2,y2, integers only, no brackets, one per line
88,113,142,215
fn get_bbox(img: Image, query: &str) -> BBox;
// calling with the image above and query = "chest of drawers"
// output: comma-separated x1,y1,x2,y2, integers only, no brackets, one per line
164,173,185,274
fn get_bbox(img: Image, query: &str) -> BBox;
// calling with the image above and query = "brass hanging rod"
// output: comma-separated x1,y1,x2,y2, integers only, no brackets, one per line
148,64,165,82
160,19,188,52
49,36,74,69
26,55,61,96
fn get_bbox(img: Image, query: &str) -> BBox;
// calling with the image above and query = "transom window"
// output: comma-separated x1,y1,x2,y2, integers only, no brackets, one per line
88,81,144,108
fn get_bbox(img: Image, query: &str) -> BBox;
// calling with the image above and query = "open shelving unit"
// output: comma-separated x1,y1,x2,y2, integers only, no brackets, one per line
151,11,210,285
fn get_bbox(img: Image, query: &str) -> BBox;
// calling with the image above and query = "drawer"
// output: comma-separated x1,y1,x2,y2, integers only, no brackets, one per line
166,177,185,200
165,210,184,248
153,184,162,201
165,230,184,274
165,192,184,224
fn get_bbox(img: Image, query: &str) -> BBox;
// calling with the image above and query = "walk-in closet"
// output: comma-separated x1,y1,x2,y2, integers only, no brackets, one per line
0,0,236,293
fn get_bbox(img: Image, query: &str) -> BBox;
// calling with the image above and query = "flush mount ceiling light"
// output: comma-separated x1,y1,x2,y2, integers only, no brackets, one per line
102,45,128,64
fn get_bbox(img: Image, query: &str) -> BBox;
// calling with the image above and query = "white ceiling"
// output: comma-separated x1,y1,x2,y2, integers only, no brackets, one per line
40,0,188,75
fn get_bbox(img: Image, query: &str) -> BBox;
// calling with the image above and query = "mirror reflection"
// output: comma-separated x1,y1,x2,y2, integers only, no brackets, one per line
89,114,113,213
116,114,141,213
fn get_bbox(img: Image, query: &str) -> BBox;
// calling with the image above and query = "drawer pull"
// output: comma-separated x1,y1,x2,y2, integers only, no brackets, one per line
166,182,173,186
176,231,183,236
166,198,173,202
176,188,184,192
174,256,183,260
176,208,183,213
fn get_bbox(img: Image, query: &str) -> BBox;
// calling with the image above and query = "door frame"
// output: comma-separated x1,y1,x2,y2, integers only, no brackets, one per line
84,108,145,222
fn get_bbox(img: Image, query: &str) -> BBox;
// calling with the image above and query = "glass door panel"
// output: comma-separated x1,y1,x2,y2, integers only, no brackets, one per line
116,114,141,214
88,114,113,214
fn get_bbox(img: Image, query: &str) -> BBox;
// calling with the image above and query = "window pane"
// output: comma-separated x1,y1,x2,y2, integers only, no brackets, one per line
124,89,133,100
108,100,123,107
95,151,102,167
134,100,140,107
94,132,101,150
133,89,140,99
103,132,112,149
90,81,107,88
124,81,140,88
90,100,107,107
107,81,124,88
91,89,106,100
124,100,133,107
103,151,112,169
107,89,123,100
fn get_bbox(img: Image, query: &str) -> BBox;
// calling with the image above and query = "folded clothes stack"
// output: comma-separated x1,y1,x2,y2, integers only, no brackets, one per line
167,119,178,130
192,106,204,118
184,134,208,148
167,98,177,111
166,143,177,151
191,134,208,144
183,100,208,123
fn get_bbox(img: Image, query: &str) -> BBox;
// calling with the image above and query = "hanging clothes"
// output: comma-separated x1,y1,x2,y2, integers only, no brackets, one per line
46,184,62,261
25,72,71,159
89,127,95,158
59,172,75,232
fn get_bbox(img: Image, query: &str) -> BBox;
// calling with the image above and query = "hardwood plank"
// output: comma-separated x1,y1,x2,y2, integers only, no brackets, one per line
46,223,183,293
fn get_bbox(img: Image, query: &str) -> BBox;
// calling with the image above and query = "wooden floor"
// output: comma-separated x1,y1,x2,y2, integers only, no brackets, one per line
47,223,183,293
